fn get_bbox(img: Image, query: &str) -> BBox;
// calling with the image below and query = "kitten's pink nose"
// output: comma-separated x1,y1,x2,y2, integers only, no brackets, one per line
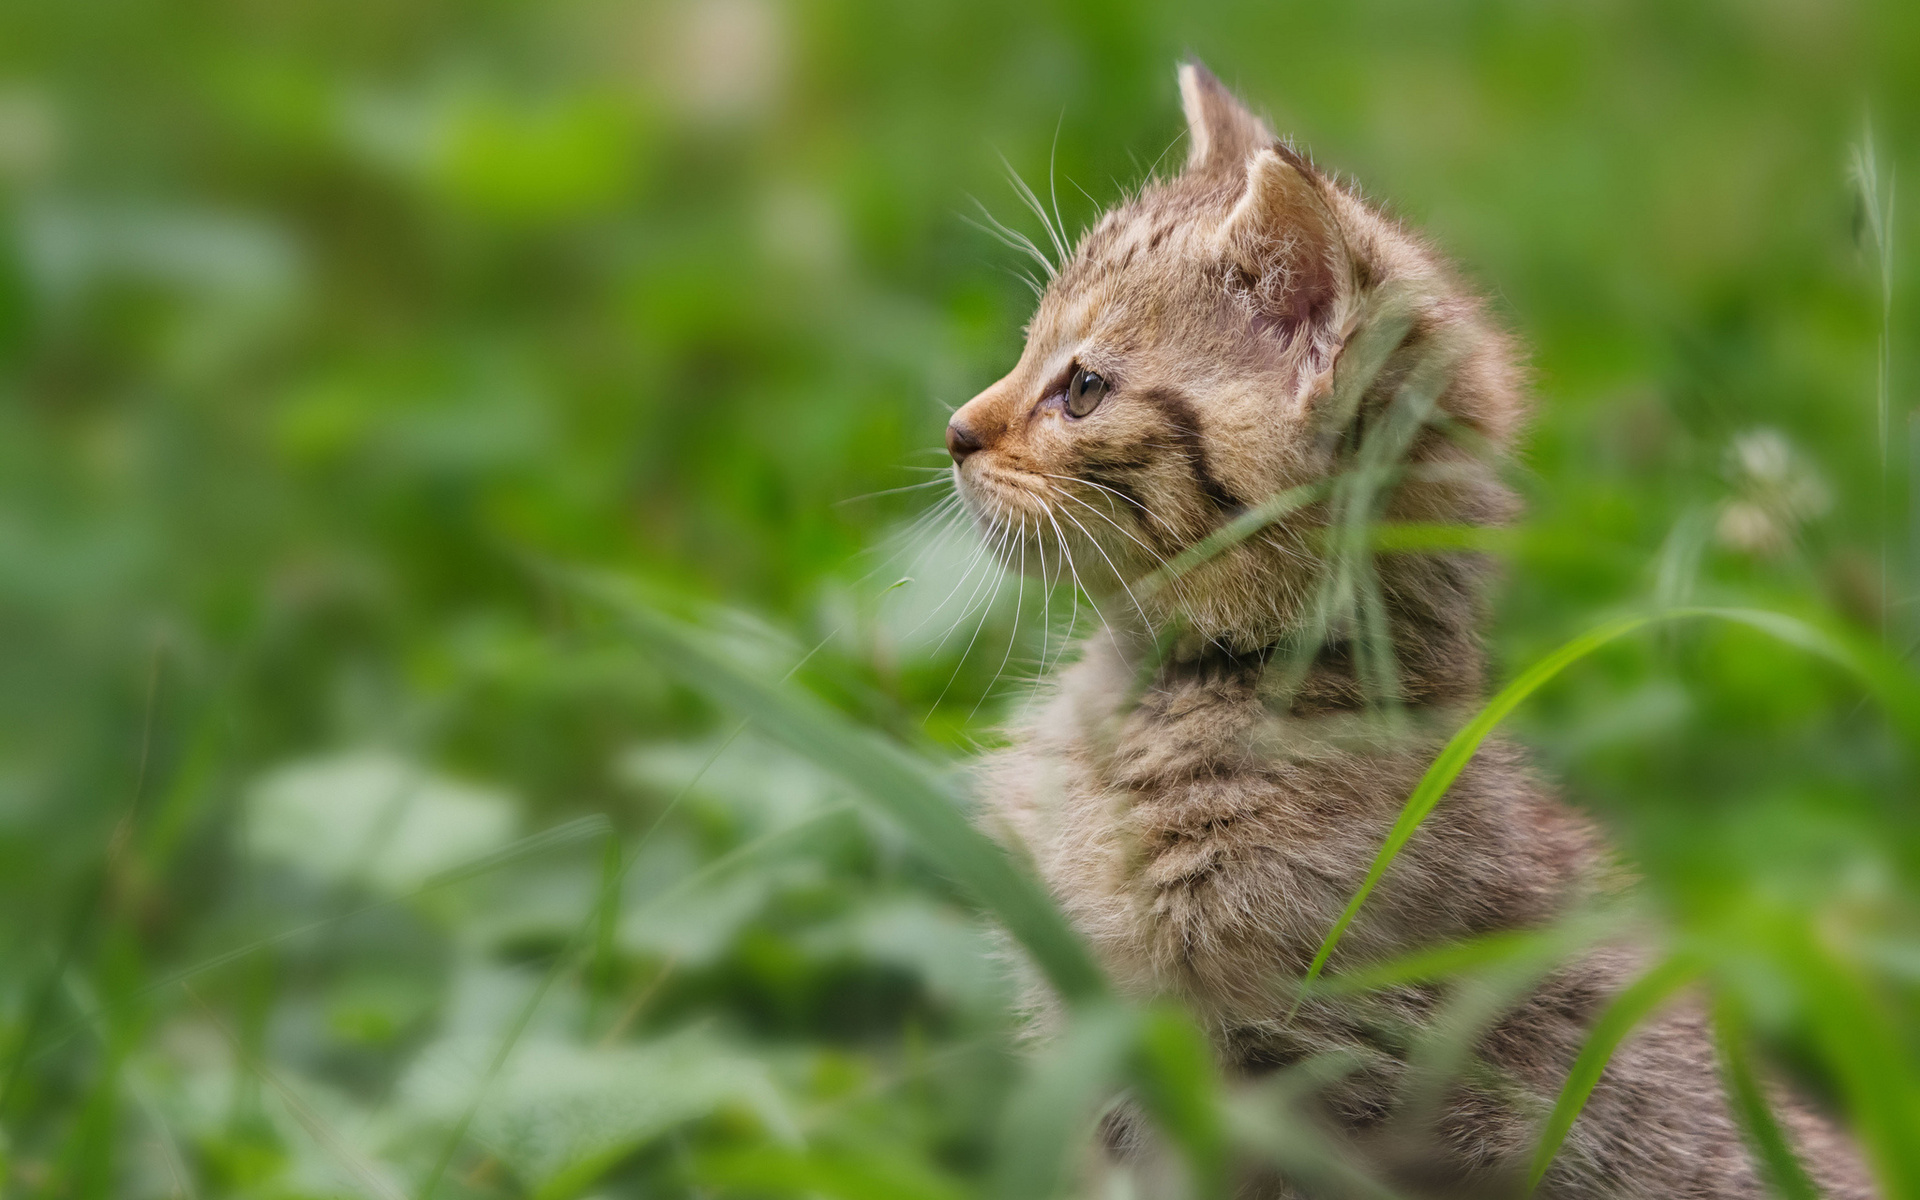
946,419,984,464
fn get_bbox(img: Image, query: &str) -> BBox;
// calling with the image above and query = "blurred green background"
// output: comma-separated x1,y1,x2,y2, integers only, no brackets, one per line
1,0,1917,1196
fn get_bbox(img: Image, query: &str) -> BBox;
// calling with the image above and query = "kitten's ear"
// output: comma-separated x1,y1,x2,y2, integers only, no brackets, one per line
1179,61,1272,176
1215,147,1353,341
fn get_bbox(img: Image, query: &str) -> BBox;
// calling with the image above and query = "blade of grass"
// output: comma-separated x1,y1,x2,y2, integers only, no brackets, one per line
1525,953,1704,1192
1140,479,1327,598
1294,611,1655,998
589,627,838,1033
1130,1004,1229,1198
1712,991,1823,1200
995,1002,1138,1200
1774,923,1920,1196
1400,934,1597,1130
1848,123,1895,645
1296,606,1920,1000
61,973,199,1200
416,830,618,1200
1302,907,1626,997
571,570,1109,1005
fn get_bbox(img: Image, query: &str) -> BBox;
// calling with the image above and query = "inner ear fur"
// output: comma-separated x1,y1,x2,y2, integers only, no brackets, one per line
1215,147,1354,342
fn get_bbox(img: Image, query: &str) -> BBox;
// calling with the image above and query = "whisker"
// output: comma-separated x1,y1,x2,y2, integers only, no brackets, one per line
1031,516,1052,707
1047,113,1071,265
929,520,1008,657
1001,153,1069,271
900,520,998,640
849,492,964,585
1036,471,1182,539
1040,504,1103,667
972,515,1029,720
1054,503,1156,637
835,477,957,506
931,513,1013,715
1049,487,1186,588
964,202,1056,280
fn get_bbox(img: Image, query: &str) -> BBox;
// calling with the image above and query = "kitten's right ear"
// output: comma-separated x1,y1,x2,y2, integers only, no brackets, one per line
1179,61,1272,176
1214,146,1354,344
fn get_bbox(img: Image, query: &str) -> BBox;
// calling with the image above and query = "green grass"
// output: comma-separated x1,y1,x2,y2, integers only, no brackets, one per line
0,0,1915,1197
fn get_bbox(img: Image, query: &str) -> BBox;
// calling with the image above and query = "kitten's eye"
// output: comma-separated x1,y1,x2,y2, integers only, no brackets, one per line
1066,367,1109,418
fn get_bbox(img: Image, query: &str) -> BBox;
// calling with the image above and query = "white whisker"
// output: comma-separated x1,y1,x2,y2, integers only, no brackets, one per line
835,477,958,506
1054,502,1156,638
972,515,1029,720
932,509,1013,714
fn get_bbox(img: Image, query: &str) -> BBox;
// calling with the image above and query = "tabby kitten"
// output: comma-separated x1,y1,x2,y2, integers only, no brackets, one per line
947,62,1874,1198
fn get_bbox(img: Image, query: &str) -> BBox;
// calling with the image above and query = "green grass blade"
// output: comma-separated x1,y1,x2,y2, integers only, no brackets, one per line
1141,479,1326,598
1304,907,1625,997
1774,925,1920,1196
995,1003,1139,1200
574,570,1109,1004
1295,612,1656,993
1711,992,1823,1200
1130,1005,1229,1198
1525,953,1704,1192
420,813,613,889
1297,606,1918,998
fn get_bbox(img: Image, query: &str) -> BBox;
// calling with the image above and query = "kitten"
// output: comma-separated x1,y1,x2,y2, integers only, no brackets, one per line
947,62,1875,1198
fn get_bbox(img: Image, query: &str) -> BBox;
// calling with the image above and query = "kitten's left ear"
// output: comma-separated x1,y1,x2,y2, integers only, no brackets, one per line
1215,146,1354,341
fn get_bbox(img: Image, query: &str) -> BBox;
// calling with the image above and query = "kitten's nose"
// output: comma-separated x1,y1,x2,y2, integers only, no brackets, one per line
945,419,984,465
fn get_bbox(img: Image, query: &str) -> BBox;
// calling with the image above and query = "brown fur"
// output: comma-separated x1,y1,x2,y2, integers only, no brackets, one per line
948,62,1875,1198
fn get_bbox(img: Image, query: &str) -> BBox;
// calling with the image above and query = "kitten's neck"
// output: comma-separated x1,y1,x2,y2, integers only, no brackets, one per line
1147,623,1485,717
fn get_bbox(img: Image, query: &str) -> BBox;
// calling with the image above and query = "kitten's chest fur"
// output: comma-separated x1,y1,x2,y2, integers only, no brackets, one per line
977,632,1595,1030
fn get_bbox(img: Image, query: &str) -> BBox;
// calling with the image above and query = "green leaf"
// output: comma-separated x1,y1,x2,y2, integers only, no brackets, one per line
1306,909,1625,997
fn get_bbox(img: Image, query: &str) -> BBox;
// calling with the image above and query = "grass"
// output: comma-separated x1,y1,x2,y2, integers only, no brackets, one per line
0,1,1914,1196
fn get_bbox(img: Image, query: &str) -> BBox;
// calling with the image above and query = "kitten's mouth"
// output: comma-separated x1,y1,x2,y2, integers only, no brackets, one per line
953,460,1164,594
953,462,1052,528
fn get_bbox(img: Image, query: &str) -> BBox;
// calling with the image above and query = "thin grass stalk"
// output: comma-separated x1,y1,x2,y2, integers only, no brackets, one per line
1299,908,1625,998
1523,953,1705,1192
1850,124,1896,644
415,835,614,1200
1295,605,1920,1002
188,984,408,1200
1711,991,1823,1200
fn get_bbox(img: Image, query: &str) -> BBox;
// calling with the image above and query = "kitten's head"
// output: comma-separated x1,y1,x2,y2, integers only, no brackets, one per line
948,63,1524,656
